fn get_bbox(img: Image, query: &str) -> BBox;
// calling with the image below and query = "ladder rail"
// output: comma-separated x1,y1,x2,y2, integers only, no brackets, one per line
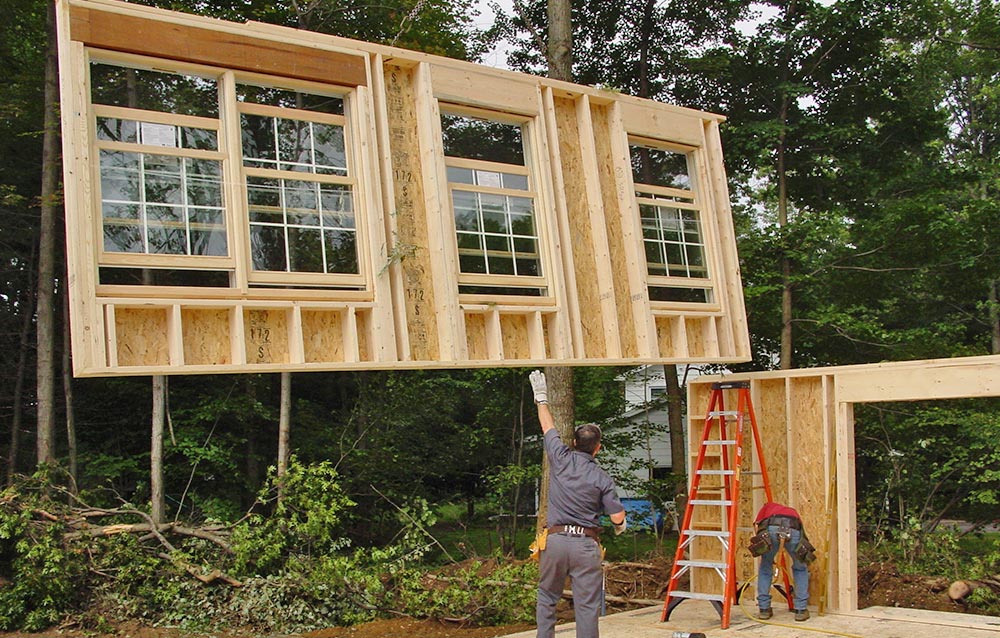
662,381,793,630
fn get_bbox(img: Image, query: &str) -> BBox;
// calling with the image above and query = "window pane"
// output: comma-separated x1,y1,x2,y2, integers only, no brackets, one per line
324,229,358,274
502,173,528,190
242,114,276,167
447,166,475,184
515,258,540,277
190,228,227,257
251,225,287,271
90,63,218,117
630,145,690,190
96,118,137,143
312,123,347,174
287,227,325,272
440,113,525,164
488,254,515,275
277,118,312,170
459,252,487,273
236,85,344,115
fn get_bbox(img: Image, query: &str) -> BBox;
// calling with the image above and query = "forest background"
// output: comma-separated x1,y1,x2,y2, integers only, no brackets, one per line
0,0,998,633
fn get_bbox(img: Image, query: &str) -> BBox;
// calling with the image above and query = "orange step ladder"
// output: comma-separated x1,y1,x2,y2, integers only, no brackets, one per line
660,381,791,629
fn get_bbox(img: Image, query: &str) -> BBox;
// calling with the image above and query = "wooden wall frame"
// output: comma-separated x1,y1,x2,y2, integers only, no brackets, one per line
686,354,1000,614
57,0,751,376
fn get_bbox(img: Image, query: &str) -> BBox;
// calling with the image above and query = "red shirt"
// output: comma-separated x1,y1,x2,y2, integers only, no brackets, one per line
754,502,800,524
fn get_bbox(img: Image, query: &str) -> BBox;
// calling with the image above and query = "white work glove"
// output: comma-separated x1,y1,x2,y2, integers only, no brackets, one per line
614,517,627,536
529,370,548,404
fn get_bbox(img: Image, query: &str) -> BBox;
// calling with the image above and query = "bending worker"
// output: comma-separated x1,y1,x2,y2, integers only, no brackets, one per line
753,502,814,622
529,370,626,638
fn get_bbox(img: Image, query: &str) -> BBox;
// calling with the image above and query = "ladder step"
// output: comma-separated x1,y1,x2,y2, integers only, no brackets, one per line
667,590,726,602
690,499,733,506
697,469,735,476
702,440,736,445
677,559,728,569
682,530,730,538
708,410,739,417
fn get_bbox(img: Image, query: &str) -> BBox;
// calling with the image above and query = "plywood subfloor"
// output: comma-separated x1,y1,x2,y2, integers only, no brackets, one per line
499,604,1000,638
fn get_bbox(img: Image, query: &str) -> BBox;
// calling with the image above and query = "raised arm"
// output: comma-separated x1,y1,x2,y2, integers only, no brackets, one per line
529,370,556,435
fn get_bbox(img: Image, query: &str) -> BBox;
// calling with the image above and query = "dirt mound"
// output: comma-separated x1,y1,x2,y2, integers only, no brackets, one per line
858,561,959,612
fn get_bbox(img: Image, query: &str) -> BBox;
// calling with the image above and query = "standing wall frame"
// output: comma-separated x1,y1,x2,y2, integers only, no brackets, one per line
56,0,751,376
686,354,1000,613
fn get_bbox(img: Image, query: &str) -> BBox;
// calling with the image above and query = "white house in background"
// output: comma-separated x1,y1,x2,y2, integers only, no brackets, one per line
609,365,704,500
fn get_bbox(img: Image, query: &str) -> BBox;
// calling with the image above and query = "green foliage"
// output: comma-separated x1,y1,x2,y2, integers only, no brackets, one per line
395,559,538,625
231,457,354,576
0,483,85,631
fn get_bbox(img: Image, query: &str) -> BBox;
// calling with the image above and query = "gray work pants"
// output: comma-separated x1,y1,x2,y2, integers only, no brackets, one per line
536,533,603,638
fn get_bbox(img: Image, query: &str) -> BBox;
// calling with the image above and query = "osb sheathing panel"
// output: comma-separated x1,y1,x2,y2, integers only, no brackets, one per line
591,104,639,358
244,309,289,365
464,314,488,361
58,0,752,376
115,307,169,367
500,314,530,360
552,96,606,358
301,310,345,363
182,309,231,366
384,63,441,363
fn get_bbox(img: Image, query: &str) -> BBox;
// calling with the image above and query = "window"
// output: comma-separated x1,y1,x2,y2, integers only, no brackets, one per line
239,85,361,283
630,140,713,304
88,57,366,289
441,109,544,295
91,63,228,262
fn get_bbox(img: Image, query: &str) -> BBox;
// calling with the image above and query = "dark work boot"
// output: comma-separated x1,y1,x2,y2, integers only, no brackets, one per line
758,608,773,620
794,609,810,621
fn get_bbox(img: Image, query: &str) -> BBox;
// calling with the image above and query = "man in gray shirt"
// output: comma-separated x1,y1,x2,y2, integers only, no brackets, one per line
529,370,626,638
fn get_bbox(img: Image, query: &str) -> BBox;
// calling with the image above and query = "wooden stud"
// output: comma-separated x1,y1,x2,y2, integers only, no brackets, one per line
168,304,185,366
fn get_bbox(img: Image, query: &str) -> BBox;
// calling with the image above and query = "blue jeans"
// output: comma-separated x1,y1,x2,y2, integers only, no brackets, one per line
756,526,810,611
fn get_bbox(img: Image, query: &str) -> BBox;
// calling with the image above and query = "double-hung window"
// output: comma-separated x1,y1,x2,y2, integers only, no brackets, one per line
91,62,228,265
239,84,362,287
441,108,544,296
630,139,713,304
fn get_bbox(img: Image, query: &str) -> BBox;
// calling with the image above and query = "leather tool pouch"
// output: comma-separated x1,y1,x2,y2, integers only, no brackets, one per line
748,527,772,557
794,533,817,564
529,528,548,561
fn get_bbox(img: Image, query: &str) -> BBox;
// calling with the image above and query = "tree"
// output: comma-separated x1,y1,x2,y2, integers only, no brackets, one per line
35,0,59,468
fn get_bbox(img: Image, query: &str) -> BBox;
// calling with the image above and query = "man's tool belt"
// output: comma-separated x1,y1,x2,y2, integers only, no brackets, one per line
548,524,601,541
748,527,772,557
759,515,802,530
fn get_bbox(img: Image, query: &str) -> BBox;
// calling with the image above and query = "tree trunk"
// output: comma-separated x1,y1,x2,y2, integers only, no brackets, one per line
151,375,166,523
546,0,572,82
776,0,797,371
277,372,292,499
8,243,36,485
537,0,575,538
62,289,77,493
36,0,60,467
989,279,1000,355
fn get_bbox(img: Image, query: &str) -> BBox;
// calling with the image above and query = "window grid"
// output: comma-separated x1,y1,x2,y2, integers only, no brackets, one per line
451,167,539,279
239,94,359,278
630,140,713,303
99,145,226,258
638,199,707,279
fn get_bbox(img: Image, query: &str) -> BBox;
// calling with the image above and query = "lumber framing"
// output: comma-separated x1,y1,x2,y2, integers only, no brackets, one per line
686,354,1000,614
56,0,751,376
